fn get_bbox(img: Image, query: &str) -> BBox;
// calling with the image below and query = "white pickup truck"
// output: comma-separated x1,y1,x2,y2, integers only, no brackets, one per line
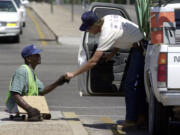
144,2,180,135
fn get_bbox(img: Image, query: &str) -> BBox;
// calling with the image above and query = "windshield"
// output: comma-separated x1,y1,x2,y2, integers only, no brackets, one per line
0,1,17,12
14,0,21,8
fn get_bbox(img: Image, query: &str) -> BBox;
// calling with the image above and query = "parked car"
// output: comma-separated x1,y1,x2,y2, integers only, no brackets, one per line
13,0,26,27
0,0,21,42
78,2,133,96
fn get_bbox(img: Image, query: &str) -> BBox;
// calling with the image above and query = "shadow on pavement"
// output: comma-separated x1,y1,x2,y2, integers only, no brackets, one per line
83,122,148,135
61,117,80,121
83,123,114,130
0,37,18,44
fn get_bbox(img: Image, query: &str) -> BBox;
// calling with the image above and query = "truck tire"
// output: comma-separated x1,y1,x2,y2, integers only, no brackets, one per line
149,90,169,135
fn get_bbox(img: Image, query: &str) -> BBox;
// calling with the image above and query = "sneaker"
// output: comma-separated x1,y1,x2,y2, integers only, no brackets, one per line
115,124,127,135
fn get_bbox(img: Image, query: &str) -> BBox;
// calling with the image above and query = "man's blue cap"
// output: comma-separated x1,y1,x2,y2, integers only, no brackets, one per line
21,44,42,58
79,11,99,31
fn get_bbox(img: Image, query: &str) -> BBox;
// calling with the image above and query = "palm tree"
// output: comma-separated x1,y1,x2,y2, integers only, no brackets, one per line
135,0,150,40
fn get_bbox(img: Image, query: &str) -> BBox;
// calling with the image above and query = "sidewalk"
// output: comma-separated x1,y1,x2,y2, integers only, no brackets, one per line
0,111,88,135
29,2,84,46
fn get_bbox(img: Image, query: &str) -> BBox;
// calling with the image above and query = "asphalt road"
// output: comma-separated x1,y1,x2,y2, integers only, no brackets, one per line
0,8,148,135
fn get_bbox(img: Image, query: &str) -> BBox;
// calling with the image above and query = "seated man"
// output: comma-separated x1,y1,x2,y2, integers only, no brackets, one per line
5,44,68,119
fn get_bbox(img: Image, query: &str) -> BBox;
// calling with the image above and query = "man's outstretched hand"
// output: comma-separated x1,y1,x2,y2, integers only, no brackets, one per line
65,72,75,80
57,74,70,85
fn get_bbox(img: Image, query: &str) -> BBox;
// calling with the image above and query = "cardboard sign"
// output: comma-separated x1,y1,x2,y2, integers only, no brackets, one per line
17,96,50,114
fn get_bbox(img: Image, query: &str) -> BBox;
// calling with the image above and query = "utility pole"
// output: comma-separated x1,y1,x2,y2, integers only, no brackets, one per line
50,0,54,14
111,0,114,3
82,0,89,11
126,0,130,5
71,0,74,22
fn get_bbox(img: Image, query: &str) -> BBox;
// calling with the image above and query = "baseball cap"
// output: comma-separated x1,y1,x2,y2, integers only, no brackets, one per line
79,11,99,31
21,44,42,58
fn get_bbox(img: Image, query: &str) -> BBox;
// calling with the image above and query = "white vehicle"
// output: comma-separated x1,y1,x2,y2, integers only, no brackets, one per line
13,0,26,27
144,1,180,135
0,0,21,42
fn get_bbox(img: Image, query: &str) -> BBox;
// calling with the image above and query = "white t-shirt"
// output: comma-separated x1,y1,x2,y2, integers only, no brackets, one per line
96,15,143,51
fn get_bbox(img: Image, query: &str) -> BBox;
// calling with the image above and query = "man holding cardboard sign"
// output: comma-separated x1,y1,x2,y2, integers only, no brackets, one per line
5,44,69,120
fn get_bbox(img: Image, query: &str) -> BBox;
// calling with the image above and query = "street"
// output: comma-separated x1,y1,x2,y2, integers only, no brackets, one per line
0,7,149,135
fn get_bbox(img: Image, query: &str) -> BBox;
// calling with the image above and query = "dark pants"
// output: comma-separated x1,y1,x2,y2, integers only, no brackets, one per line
123,47,147,121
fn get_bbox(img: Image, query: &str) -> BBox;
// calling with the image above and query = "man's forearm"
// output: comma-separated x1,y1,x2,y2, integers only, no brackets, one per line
73,59,97,77
39,82,59,95
73,51,104,77
40,75,68,95
12,92,32,111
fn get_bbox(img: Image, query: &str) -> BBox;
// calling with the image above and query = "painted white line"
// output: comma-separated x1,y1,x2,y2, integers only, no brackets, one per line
50,111,63,119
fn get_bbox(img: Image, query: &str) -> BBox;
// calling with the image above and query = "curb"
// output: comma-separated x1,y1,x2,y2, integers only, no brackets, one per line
28,3,82,46
27,6,59,44
63,112,89,135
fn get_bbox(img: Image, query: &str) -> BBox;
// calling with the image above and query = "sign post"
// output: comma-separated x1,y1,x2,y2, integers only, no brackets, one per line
50,0,54,14
71,0,74,22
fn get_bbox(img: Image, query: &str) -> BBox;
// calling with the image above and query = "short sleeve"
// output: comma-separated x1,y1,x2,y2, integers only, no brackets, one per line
96,15,124,51
37,78,44,93
10,66,27,95
96,29,116,51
